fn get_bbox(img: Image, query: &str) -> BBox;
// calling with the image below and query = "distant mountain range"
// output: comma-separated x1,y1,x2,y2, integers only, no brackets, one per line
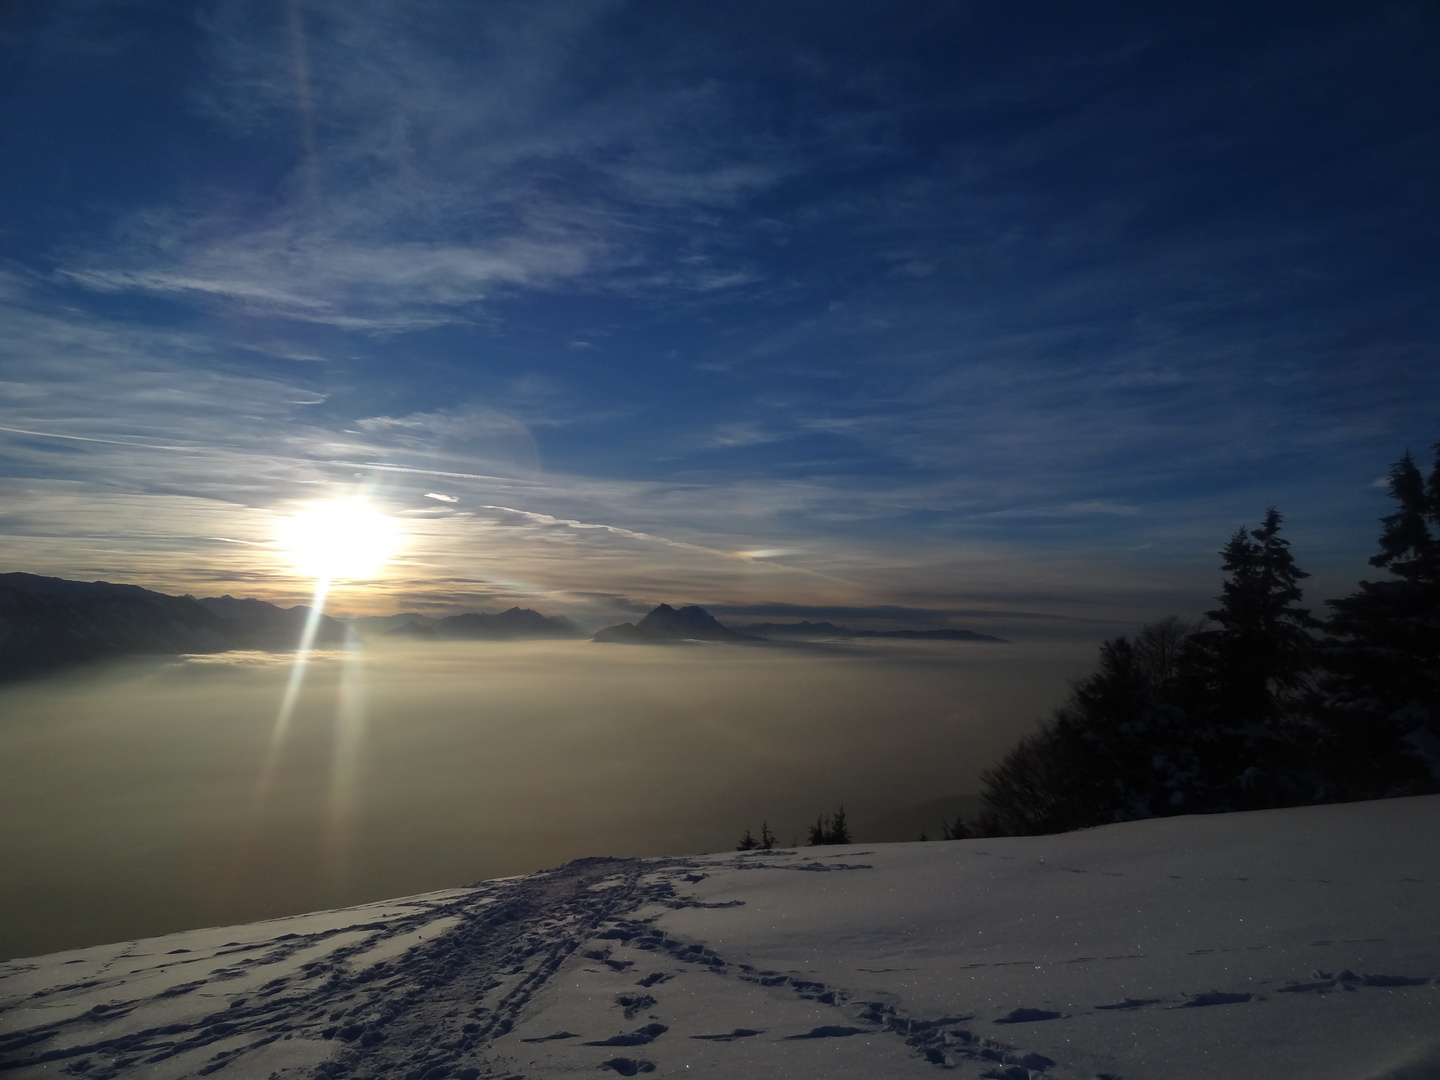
0,573,1009,680
0,573,348,681
0,574,576,681
591,605,1008,644
734,620,1009,643
592,603,760,643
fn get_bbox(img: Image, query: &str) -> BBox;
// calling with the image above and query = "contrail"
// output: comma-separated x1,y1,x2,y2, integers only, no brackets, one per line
339,459,858,585
478,503,728,558
337,461,721,553
0,424,191,453
334,460,534,485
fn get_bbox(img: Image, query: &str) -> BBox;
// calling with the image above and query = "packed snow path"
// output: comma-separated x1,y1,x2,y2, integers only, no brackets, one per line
2,796,1438,1079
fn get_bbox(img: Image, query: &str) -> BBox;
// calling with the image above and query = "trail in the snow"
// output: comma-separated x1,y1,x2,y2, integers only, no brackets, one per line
4,834,1436,1080
592,857,1071,1078
0,857,663,1079
0,854,1081,1079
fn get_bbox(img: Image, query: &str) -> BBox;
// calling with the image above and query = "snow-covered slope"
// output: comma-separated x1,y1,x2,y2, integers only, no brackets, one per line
2,796,1437,1080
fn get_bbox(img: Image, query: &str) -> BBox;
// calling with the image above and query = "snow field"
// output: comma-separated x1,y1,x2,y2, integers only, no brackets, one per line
1,796,1436,1079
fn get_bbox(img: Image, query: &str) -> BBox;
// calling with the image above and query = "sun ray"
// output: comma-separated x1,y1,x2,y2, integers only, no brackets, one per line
233,496,399,887
323,624,368,891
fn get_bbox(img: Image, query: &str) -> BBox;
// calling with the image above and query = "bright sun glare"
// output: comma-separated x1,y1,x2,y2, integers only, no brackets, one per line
279,500,398,581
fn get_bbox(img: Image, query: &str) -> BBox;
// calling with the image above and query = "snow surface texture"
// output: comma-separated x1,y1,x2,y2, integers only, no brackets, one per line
2,797,1437,1079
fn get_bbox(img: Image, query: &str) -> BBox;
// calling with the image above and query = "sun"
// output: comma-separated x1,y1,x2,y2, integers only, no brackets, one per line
278,500,398,581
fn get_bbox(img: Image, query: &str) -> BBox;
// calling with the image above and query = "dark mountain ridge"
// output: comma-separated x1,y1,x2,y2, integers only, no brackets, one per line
0,574,1006,680
0,574,579,681
0,573,346,682
592,603,759,643
737,620,1009,643
196,594,348,647
592,605,1009,645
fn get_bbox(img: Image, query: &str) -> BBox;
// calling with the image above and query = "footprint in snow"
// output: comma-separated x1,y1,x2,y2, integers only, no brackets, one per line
994,1008,1063,1024
783,1025,867,1039
586,1023,668,1047
1095,997,1165,1010
691,1028,763,1041
600,1058,655,1076
614,992,656,1019
584,948,635,972
520,1031,578,1043
1178,991,1251,1007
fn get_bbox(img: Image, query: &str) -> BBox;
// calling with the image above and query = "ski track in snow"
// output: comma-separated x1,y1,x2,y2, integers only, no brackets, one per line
2,818,1438,1079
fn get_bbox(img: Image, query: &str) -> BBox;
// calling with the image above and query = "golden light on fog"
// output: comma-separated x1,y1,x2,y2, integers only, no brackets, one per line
278,500,398,580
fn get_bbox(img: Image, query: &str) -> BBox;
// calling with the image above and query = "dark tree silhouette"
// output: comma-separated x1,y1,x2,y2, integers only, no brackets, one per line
736,828,758,851
941,813,970,840
807,816,827,846
1319,446,1440,796
979,619,1207,834
971,450,1440,835
978,724,1080,835
1193,508,1318,725
759,821,777,850
1176,509,1322,810
807,806,851,845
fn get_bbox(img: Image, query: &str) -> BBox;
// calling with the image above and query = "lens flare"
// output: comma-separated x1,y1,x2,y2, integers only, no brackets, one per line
279,500,397,581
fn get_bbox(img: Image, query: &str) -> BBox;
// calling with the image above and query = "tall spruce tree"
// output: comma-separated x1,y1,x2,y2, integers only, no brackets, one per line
1182,508,1319,808
1320,446,1440,795
1199,508,1318,723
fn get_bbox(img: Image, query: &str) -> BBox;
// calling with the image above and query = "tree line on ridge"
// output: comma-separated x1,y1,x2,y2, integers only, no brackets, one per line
968,441,1440,836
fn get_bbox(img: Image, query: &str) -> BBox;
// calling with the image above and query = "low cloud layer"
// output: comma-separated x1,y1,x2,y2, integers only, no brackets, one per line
0,638,1093,958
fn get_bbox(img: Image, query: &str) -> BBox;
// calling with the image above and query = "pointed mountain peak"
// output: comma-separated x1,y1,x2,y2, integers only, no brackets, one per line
593,603,757,643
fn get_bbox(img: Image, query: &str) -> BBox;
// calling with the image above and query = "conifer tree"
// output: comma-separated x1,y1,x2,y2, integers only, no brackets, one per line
806,807,852,844
807,815,829,846
1320,446,1440,795
759,821,777,850
1198,508,1318,723
1178,508,1319,808
828,805,851,844
941,813,970,840
736,828,758,851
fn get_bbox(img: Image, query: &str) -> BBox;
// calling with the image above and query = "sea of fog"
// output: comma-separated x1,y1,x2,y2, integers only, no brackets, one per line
0,638,1095,960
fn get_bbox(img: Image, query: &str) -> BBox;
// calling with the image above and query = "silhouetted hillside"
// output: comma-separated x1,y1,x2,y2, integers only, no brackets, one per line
196,594,348,648
0,573,344,681
347,612,438,636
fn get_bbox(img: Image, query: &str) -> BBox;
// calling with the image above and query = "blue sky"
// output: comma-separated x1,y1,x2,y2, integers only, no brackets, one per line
1,1,1437,633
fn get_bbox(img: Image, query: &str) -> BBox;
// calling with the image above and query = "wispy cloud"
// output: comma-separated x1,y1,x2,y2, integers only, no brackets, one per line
52,0,806,331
